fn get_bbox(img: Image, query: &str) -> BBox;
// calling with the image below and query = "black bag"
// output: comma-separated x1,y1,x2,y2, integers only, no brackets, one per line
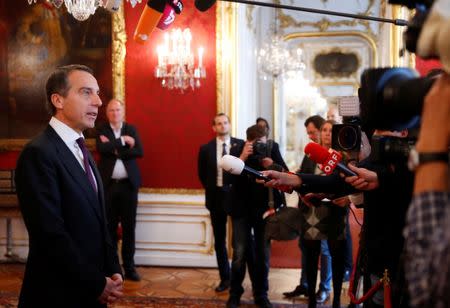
264,205,302,241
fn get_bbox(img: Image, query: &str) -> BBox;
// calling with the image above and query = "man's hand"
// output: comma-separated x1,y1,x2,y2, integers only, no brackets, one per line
122,135,135,148
239,141,253,161
260,170,302,189
98,276,124,304
300,193,326,207
261,157,274,169
99,135,110,143
332,195,351,207
344,164,379,191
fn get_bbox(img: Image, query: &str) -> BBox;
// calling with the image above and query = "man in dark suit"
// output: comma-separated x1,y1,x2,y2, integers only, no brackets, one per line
96,99,143,281
197,113,244,292
15,64,123,307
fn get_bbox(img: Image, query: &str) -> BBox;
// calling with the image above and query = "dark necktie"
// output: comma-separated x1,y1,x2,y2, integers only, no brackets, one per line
76,137,97,192
222,143,227,157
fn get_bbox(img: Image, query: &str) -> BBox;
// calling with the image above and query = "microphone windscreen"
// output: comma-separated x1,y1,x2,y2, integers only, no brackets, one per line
219,155,244,175
134,0,166,44
194,0,217,12
157,5,175,30
304,142,329,165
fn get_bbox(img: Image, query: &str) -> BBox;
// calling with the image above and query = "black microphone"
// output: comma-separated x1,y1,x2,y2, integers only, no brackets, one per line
195,0,216,12
219,155,271,181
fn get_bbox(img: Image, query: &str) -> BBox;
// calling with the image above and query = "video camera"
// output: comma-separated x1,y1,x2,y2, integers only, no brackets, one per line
357,0,448,163
331,96,362,160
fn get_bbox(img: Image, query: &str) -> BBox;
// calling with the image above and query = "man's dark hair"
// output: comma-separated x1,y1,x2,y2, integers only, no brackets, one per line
45,64,94,116
256,117,270,137
212,113,230,125
246,124,266,141
304,115,325,130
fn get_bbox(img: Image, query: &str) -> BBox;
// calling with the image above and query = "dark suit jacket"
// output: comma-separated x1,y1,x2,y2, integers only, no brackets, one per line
96,122,143,190
15,126,122,308
197,137,244,212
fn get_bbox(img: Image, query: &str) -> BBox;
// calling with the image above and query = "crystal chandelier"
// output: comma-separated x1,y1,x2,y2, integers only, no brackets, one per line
64,0,98,21
257,16,305,80
155,28,206,91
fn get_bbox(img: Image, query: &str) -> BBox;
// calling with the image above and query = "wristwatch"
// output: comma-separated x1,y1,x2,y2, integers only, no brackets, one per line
408,147,449,171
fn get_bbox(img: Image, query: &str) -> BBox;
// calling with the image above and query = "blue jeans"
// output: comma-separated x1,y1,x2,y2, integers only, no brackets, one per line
299,237,332,292
229,215,271,299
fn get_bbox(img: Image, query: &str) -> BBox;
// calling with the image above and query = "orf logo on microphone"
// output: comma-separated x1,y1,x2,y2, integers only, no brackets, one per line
320,149,342,175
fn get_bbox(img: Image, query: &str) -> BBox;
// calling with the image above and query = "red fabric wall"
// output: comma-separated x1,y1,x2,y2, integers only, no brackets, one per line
415,56,442,76
124,2,216,188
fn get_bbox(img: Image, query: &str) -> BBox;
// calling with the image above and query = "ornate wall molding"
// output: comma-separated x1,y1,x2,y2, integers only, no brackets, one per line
278,0,377,39
112,2,127,105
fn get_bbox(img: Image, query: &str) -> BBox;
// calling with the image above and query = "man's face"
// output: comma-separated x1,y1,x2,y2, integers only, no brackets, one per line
306,122,320,143
327,108,342,123
107,100,124,125
53,70,102,133
213,115,230,136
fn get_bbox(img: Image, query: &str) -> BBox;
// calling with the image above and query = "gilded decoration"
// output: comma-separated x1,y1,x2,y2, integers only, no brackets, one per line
278,0,377,39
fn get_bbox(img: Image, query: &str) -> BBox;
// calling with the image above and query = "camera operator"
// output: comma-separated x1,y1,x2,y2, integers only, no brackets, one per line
226,124,288,308
403,73,450,308
261,122,416,307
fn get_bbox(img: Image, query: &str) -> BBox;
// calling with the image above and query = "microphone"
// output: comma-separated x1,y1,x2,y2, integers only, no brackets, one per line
304,143,357,177
156,5,176,30
134,0,167,44
219,155,271,181
195,0,216,12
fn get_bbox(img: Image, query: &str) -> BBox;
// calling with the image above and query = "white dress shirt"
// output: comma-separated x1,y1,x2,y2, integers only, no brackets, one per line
49,117,97,189
110,123,129,180
216,136,230,187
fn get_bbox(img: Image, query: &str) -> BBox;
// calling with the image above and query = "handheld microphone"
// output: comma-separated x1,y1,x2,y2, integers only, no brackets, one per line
219,155,271,181
304,143,357,177
134,0,167,44
156,5,176,30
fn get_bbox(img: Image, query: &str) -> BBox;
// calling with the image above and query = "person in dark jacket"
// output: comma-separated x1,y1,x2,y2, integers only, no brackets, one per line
226,125,288,308
197,113,245,292
96,99,144,281
15,64,123,307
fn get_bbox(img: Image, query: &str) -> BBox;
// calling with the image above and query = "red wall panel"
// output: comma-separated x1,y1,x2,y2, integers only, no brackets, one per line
415,56,442,76
124,2,217,189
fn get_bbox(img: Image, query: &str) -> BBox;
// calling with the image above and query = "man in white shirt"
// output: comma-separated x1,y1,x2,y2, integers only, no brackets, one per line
96,99,143,281
15,64,123,307
197,113,244,292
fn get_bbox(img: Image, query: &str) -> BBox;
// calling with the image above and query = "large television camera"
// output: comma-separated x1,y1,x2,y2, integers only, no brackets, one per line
357,0,448,164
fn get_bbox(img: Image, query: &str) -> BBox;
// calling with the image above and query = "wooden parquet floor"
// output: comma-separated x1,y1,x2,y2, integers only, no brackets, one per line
0,264,350,307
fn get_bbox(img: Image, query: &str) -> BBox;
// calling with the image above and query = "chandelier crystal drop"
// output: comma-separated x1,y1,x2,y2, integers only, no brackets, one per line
27,0,37,4
64,0,98,21
155,28,206,92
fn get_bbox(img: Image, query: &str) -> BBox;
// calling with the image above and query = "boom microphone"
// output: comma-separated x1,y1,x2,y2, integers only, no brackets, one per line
134,0,167,44
304,143,357,177
220,155,271,181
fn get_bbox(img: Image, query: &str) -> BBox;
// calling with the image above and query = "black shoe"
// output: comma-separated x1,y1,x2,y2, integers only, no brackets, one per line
343,270,351,282
226,296,240,308
215,280,230,292
254,297,273,308
316,289,330,303
125,269,141,281
283,284,309,298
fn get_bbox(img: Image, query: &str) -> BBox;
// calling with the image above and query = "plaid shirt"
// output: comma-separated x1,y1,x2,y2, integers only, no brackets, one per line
403,191,450,308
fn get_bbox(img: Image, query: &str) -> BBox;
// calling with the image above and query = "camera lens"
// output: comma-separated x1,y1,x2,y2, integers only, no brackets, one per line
337,126,358,151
